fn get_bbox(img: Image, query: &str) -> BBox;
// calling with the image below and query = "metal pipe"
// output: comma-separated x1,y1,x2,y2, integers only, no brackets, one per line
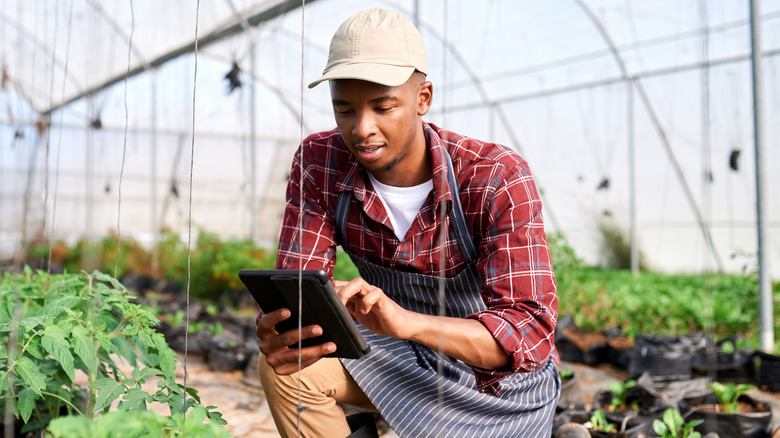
750,0,774,353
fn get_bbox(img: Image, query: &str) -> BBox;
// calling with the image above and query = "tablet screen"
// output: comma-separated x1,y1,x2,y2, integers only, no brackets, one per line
239,269,370,359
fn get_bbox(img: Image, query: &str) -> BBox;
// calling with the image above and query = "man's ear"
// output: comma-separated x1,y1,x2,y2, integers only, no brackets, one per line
417,81,433,116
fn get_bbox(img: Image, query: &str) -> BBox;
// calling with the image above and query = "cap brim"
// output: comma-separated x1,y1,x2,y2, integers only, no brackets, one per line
308,63,416,89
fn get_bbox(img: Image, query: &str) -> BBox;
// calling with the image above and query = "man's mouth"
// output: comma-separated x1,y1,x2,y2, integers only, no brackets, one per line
354,144,384,161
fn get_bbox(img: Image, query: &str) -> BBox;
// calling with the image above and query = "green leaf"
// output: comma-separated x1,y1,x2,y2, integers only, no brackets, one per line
131,366,163,383
663,407,683,432
17,387,37,423
43,296,83,319
652,419,669,437
93,271,128,292
24,335,44,360
16,356,47,396
47,415,92,437
153,333,177,379
71,325,98,375
94,331,113,354
118,387,152,412
91,377,125,412
93,309,121,332
42,324,75,382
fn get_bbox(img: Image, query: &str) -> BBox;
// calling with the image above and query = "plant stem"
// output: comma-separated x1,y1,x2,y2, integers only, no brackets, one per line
41,391,84,416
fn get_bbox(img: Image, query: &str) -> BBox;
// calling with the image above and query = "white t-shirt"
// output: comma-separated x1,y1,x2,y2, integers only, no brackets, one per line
368,172,433,241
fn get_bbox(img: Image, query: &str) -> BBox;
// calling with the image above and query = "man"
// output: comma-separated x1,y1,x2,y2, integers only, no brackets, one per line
256,8,560,438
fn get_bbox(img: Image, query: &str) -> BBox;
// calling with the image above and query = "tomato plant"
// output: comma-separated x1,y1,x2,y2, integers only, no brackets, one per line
0,267,226,435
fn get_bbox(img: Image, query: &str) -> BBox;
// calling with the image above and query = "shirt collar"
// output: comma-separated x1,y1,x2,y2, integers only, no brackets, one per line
334,121,455,214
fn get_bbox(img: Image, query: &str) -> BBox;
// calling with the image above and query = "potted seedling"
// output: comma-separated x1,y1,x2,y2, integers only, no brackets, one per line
680,381,771,438
584,409,645,438
652,408,702,438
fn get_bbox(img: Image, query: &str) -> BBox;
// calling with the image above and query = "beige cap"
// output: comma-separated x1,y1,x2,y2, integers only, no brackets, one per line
308,8,428,88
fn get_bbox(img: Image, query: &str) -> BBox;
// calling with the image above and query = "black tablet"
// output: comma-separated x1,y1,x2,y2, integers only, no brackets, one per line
238,269,370,359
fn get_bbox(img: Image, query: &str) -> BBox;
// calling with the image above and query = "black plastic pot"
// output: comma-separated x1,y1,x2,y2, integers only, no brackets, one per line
628,333,707,380
602,326,633,370
159,324,210,356
555,315,585,363
680,392,772,438
692,338,755,382
555,315,608,365
588,417,647,438
552,408,591,438
755,352,780,393
206,334,251,372
558,368,584,410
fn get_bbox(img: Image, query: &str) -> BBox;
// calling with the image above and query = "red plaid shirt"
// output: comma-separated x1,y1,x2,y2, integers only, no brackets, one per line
276,122,557,392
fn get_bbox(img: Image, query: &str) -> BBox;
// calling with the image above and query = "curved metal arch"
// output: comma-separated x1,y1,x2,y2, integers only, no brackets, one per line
377,0,561,231
83,0,152,70
574,0,723,272
0,9,84,112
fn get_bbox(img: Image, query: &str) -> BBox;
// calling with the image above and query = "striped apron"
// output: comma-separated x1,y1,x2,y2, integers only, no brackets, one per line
334,151,560,438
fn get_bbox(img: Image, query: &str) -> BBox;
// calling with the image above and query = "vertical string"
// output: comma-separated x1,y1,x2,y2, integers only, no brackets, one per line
296,2,307,436
48,0,73,274
698,0,717,380
184,0,202,417
42,0,59,274
436,0,449,429
115,0,134,278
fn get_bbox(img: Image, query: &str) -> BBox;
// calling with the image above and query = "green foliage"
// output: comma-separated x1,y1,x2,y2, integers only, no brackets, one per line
707,381,757,414
597,220,645,270
558,368,574,379
546,232,584,289
47,405,233,438
333,247,361,280
606,379,638,412
588,409,615,432
556,266,774,345
652,408,703,438
158,229,276,300
0,268,227,434
58,236,153,279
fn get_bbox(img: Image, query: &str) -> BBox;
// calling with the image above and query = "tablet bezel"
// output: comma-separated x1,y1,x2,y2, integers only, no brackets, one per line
238,269,370,359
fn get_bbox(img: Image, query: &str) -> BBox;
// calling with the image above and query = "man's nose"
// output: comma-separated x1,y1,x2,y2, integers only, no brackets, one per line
352,110,376,139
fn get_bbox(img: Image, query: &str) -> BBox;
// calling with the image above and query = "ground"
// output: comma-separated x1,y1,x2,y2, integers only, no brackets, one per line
152,355,780,438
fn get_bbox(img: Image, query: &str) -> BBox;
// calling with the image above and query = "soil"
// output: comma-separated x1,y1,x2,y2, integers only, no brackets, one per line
134,356,780,438
145,354,399,438
694,400,770,415
562,327,607,352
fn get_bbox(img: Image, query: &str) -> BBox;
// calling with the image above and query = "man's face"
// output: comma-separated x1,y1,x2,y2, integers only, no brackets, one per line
329,75,432,186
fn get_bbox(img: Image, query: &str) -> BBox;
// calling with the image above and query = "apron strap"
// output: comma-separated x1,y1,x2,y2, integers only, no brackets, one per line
335,190,352,253
443,150,479,263
334,147,478,263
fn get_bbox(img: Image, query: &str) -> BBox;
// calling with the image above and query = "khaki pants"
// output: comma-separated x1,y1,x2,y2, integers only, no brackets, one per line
257,353,377,438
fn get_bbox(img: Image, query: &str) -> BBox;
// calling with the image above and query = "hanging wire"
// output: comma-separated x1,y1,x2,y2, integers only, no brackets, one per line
296,2,307,436
47,0,77,271
436,0,449,430
114,0,134,278
184,0,202,418
698,0,719,387
43,0,60,274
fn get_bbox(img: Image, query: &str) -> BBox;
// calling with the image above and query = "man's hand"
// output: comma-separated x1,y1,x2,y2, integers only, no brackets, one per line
333,278,412,340
256,308,337,375
334,278,511,371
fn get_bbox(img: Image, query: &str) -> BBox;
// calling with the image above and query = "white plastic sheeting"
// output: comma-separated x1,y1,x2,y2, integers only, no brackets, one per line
1,0,779,277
